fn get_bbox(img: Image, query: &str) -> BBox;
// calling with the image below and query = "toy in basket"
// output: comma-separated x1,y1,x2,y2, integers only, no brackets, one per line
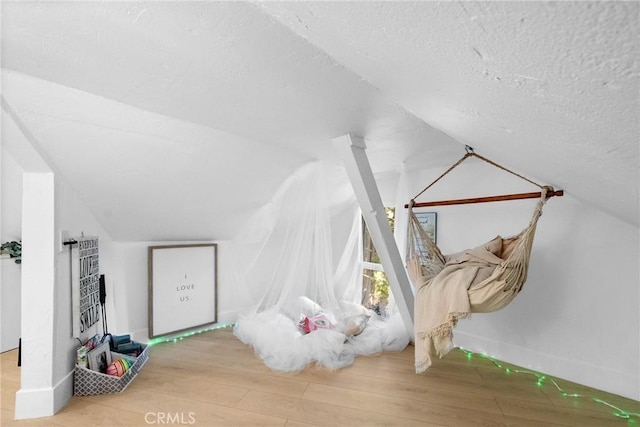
106,358,133,377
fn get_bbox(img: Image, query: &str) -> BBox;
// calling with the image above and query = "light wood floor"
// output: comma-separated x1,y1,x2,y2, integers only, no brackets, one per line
2,326,638,426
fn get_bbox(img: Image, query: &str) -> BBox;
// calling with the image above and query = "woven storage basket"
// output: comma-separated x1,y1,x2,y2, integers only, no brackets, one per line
73,344,149,396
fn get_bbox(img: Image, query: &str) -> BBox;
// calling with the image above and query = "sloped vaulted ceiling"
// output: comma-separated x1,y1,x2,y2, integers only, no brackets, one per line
1,1,638,241
259,1,639,223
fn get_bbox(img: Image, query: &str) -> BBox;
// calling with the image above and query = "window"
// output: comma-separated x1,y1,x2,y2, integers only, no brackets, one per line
361,207,394,315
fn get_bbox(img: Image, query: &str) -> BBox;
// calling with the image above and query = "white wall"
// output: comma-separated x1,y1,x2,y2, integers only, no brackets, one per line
1,149,23,352
109,241,235,344
53,176,115,386
106,171,360,345
108,225,356,345
396,162,639,400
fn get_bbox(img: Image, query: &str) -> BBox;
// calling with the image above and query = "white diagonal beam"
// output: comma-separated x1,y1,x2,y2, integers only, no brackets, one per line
333,134,414,337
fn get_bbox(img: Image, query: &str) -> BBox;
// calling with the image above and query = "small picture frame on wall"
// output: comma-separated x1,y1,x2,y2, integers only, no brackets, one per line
414,211,437,244
148,244,218,339
87,342,112,373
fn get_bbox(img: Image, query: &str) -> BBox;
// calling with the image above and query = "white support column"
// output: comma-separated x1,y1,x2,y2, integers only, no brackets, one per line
333,134,414,337
3,97,62,419
15,172,57,419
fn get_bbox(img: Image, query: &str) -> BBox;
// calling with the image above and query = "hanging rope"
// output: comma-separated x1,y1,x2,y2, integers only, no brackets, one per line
411,146,545,202
412,151,473,201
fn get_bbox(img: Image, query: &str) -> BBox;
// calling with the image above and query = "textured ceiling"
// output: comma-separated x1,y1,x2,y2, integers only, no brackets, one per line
1,1,638,241
260,1,639,223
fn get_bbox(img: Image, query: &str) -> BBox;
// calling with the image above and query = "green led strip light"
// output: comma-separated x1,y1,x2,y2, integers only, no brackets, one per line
147,323,235,346
460,349,640,422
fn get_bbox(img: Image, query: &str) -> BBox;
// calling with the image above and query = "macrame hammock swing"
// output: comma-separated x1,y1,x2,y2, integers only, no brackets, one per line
405,147,563,373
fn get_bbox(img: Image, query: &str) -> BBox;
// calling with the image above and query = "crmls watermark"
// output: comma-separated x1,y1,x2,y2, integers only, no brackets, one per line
145,412,196,425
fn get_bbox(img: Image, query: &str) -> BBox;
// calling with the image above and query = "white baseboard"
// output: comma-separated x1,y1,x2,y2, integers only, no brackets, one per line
53,370,74,414
130,328,151,344
14,370,73,420
454,331,639,401
217,310,238,325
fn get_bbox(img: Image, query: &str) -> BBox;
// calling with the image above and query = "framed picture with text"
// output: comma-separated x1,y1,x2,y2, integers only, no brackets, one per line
148,244,218,339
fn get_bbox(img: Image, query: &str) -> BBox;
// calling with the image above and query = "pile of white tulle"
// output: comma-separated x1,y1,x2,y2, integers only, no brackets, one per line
228,162,411,372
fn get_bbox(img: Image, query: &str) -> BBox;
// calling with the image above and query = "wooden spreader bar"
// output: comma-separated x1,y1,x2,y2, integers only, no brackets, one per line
405,189,564,209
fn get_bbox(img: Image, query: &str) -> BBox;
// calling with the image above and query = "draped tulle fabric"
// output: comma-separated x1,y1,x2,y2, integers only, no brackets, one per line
229,162,410,372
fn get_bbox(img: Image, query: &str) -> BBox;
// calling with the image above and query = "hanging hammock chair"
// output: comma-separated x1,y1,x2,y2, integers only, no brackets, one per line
405,147,563,373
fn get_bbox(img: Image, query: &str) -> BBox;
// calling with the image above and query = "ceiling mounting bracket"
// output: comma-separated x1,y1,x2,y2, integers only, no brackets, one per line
464,145,475,154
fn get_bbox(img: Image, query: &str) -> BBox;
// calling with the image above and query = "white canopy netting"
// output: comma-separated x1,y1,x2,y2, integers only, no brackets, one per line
229,162,411,372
